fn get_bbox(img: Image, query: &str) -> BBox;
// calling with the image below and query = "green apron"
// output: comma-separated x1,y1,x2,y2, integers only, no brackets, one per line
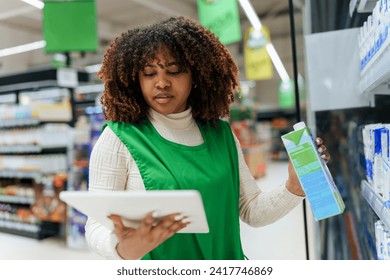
104,118,245,260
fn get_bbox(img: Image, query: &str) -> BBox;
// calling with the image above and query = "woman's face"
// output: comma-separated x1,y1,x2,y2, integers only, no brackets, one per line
138,46,192,115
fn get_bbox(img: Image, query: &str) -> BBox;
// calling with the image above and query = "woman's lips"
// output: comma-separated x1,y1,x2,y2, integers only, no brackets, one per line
154,93,173,104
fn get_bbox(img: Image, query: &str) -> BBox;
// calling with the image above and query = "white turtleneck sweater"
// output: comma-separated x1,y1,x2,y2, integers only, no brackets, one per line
85,108,304,259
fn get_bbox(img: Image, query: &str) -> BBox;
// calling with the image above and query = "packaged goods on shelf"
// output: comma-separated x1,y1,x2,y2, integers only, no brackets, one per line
0,124,72,150
33,102,72,122
0,183,35,204
0,67,90,240
375,220,390,260
0,88,73,122
0,154,67,174
361,122,390,259
358,0,390,74
65,110,104,250
362,123,390,200
66,166,89,250
31,174,67,223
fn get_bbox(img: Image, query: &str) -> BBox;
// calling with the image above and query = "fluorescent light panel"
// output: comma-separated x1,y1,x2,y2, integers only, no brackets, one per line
21,0,44,10
265,43,290,83
238,0,262,30
0,1,45,58
0,40,46,58
238,0,290,82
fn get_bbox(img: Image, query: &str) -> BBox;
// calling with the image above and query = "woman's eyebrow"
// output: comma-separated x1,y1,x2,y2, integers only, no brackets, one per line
144,61,178,68
157,61,178,68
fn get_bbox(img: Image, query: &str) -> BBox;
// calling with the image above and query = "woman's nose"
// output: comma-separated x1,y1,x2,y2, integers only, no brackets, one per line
156,77,171,89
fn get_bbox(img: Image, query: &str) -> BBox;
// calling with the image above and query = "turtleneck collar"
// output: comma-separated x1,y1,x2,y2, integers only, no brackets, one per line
148,107,196,131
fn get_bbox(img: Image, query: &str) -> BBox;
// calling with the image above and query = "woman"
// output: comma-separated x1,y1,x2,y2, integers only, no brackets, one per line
85,16,329,260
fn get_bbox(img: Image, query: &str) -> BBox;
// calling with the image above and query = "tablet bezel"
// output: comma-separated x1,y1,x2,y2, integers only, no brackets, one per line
59,190,209,233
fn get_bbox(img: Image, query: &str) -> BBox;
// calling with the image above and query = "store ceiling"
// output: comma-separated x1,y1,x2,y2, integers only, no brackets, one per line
0,0,304,75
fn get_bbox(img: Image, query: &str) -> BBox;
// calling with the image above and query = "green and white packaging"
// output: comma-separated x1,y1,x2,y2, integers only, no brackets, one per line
281,122,345,221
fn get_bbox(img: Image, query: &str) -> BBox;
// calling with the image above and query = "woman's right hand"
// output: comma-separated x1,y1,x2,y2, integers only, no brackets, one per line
108,212,189,259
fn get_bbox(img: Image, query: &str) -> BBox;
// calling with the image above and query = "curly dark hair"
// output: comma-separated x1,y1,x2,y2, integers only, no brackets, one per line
98,16,239,124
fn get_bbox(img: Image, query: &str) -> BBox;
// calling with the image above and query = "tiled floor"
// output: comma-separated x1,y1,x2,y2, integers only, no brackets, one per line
0,161,306,260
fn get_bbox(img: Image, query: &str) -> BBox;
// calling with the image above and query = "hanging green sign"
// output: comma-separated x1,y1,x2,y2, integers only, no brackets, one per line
197,0,242,45
278,79,295,109
43,0,98,53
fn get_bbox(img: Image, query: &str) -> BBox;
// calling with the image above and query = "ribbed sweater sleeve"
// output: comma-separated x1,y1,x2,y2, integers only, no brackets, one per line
234,133,304,227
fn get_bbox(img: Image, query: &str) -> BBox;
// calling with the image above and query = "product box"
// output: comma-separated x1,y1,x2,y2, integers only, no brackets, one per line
362,124,390,199
381,126,390,201
362,124,384,185
373,127,386,196
281,122,345,221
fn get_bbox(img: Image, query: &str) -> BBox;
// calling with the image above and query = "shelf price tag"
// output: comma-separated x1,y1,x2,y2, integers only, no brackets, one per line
57,68,78,88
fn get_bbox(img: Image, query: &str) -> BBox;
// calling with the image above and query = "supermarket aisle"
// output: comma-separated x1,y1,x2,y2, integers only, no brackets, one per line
240,161,307,260
0,161,306,260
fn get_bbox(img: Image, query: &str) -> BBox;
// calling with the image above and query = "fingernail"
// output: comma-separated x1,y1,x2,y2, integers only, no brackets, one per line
321,154,326,159
174,214,183,221
182,218,191,224
152,211,160,218
315,138,321,145
318,147,323,153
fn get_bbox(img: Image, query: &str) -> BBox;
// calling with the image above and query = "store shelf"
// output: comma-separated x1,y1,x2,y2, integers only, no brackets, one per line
0,220,60,239
0,119,75,129
361,180,390,230
0,68,89,94
0,68,86,240
357,0,377,13
0,146,67,155
0,118,39,128
255,108,296,121
349,0,376,16
0,170,41,179
359,42,390,95
0,170,64,179
0,195,34,205
0,220,39,233
0,145,42,154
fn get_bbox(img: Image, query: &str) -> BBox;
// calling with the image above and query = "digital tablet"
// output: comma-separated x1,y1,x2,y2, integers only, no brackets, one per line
59,190,209,233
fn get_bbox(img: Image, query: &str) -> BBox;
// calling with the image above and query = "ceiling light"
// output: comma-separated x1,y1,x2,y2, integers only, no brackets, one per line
265,43,290,83
0,40,46,58
238,0,290,82
21,0,44,10
238,0,262,30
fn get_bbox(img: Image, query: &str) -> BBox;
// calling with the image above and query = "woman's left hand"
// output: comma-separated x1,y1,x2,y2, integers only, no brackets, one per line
286,137,330,197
